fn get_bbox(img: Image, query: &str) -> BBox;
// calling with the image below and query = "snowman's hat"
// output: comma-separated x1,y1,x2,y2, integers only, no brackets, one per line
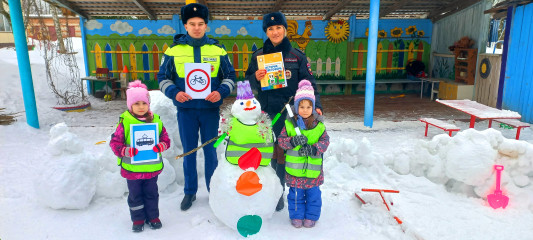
236,81,254,100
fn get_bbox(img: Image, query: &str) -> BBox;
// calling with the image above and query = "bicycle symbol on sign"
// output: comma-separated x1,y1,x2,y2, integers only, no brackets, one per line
190,75,206,85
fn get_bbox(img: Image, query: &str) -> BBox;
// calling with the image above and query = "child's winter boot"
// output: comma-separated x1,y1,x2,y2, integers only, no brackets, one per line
132,220,145,232
146,218,162,229
303,219,316,228
291,219,303,228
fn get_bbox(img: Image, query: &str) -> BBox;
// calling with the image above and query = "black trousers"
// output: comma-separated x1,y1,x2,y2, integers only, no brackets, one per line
127,176,159,222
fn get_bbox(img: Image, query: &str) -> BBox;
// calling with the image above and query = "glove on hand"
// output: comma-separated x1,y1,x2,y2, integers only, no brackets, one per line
153,142,168,153
123,147,138,157
290,135,308,147
298,144,316,157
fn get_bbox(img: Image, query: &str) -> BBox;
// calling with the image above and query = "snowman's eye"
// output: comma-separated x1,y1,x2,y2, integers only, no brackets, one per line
240,102,244,105
253,100,256,104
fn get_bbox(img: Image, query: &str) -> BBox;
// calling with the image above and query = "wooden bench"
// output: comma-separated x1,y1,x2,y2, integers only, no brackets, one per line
419,118,460,137
490,118,531,140
315,79,423,97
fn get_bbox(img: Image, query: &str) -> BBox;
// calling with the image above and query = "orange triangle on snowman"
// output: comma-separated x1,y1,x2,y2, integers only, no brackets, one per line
236,171,262,196
238,147,261,171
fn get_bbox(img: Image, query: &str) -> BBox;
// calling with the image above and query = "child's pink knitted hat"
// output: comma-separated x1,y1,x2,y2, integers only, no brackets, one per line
294,80,315,110
126,80,150,110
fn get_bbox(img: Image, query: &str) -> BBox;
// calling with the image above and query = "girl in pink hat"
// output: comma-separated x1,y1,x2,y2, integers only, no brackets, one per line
109,80,171,232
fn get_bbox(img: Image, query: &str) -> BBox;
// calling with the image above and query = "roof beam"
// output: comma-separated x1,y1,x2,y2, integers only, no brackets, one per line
131,0,156,20
380,0,412,18
428,0,481,22
271,0,285,12
323,0,352,20
45,0,88,19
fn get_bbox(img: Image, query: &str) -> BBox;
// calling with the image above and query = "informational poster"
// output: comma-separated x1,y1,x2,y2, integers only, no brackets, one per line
257,52,287,90
185,63,212,99
130,123,159,164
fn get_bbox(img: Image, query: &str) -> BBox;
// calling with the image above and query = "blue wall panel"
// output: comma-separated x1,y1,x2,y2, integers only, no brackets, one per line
503,3,533,123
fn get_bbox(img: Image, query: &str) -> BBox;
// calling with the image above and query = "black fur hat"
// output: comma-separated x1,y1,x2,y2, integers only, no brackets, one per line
181,3,209,24
262,12,287,32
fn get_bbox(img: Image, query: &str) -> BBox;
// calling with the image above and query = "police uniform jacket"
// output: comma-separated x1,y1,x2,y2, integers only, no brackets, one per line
246,37,322,135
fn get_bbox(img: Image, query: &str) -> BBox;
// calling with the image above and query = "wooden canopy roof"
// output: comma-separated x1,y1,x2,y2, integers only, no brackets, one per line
46,0,483,22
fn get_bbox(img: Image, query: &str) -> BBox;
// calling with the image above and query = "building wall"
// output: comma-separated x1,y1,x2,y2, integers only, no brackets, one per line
503,3,533,123
430,0,492,80
83,17,433,94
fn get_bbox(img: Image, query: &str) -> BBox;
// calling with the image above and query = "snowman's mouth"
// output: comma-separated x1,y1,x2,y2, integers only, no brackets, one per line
244,106,257,111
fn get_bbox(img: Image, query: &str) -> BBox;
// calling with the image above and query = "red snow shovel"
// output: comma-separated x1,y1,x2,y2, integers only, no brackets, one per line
487,165,509,209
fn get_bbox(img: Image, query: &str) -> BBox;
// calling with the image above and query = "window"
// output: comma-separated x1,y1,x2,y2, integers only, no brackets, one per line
0,15,12,32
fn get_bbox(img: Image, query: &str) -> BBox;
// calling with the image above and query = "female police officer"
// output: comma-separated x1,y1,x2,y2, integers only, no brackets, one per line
245,11,322,212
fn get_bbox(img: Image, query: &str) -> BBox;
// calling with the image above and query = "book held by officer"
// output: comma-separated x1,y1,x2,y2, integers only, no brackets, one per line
257,52,287,90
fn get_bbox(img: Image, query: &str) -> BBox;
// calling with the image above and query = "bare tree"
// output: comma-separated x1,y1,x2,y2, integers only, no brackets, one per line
0,0,10,27
22,0,86,106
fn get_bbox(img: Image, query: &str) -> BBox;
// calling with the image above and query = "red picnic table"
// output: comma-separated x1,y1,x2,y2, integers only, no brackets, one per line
436,99,521,128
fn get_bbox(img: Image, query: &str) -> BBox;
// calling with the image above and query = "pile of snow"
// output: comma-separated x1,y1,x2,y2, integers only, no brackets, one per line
383,128,533,206
34,123,97,209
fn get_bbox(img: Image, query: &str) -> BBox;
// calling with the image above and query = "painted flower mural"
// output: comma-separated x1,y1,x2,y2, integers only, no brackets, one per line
390,27,403,38
378,30,387,38
405,25,417,36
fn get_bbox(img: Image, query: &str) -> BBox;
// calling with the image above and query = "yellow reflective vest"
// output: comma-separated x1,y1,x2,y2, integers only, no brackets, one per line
225,117,274,166
284,120,325,178
117,111,163,173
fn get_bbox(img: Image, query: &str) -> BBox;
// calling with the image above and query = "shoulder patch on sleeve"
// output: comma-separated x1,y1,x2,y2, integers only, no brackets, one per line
293,48,305,55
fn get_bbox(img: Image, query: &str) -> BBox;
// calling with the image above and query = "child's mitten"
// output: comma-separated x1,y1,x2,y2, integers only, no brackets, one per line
297,144,316,156
153,142,168,153
291,135,308,147
122,147,138,157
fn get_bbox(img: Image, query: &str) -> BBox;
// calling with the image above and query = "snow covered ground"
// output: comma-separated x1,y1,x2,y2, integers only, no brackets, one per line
1,39,533,240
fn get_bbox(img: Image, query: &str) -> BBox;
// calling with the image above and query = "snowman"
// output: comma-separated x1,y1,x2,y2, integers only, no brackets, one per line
209,81,283,237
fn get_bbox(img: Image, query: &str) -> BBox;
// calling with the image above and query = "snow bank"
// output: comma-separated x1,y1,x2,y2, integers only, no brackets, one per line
34,123,97,209
384,128,533,206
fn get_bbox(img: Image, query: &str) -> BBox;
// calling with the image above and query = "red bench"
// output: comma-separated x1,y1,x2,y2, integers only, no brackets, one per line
419,118,460,137
490,118,531,140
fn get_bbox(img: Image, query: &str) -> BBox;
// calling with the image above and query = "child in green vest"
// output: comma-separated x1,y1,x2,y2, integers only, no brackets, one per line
277,80,330,228
109,80,171,232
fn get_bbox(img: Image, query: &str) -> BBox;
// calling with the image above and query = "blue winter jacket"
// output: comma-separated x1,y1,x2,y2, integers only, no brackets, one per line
157,34,236,109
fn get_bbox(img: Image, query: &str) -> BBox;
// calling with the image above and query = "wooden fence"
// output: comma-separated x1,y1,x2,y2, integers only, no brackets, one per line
90,39,426,81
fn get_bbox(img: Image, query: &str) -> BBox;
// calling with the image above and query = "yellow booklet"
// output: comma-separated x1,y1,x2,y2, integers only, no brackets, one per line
257,52,287,90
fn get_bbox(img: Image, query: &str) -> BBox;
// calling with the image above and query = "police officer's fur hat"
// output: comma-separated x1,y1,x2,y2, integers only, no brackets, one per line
181,3,209,24
262,12,287,32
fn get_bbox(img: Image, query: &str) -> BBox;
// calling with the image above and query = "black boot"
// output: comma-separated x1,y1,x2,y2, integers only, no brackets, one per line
180,194,196,211
275,195,284,211
132,222,144,232
145,218,162,230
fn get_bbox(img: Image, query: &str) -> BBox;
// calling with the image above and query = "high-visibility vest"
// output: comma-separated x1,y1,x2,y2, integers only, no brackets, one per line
116,111,164,173
284,120,325,178
164,44,225,80
225,117,274,166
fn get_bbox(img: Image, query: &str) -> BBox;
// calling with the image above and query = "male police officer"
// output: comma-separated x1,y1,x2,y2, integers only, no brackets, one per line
158,3,235,211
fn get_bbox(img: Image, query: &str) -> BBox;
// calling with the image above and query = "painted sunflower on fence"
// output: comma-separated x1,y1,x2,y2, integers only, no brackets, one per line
378,30,387,38
390,27,403,38
405,25,417,36
417,30,425,37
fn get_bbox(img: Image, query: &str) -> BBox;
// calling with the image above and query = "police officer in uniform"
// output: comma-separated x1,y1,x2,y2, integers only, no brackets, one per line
157,3,236,211
245,11,322,212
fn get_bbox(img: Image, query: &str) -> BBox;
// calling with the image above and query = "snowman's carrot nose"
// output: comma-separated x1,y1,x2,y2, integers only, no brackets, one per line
246,100,251,107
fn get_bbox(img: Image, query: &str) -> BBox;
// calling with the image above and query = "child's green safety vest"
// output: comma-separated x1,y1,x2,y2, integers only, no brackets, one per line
117,111,163,173
284,120,325,179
